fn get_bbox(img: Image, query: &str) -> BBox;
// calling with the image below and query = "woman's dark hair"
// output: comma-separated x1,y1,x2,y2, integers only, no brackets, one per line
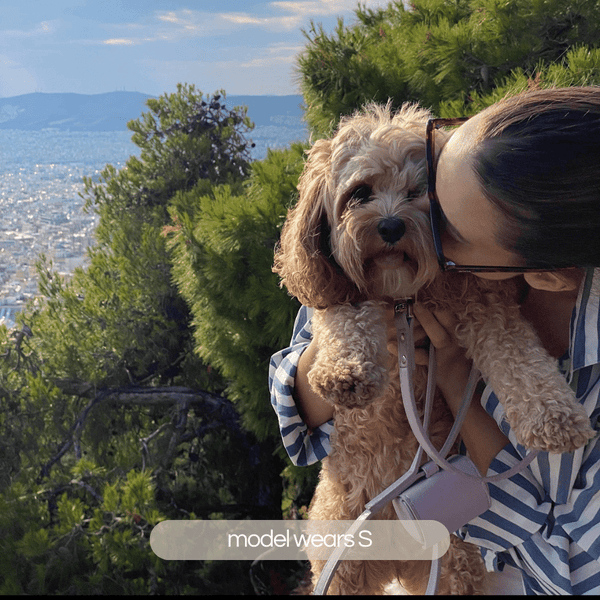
472,86,600,268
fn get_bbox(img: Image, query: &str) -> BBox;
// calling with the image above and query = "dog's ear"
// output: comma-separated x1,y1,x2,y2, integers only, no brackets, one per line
273,138,360,308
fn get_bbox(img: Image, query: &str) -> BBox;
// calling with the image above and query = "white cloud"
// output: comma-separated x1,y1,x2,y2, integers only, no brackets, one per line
220,0,390,31
1,20,58,38
100,0,390,45
219,12,303,31
238,44,304,68
131,1,390,93
93,0,389,94
157,10,195,27
103,38,138,46
271,0,371,17
97,10,232,45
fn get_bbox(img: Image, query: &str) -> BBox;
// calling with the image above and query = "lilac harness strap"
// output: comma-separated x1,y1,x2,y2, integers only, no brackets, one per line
312,300,539,595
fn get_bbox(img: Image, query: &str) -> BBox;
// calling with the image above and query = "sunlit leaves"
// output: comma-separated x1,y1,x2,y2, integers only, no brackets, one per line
298,0,600,135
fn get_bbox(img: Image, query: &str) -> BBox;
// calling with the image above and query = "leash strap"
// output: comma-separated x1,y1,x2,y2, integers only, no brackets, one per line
394,300,539,484
312,452,427,595
312,300,539,595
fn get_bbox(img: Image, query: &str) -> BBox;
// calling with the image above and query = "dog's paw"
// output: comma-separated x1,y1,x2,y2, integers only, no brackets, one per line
308,360,387,408
510,402,595,453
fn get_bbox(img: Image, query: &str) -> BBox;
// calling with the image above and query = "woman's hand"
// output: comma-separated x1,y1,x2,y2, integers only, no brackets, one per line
385,302,472,412
385,301,509,475
411,304,473,415
294,339,335,430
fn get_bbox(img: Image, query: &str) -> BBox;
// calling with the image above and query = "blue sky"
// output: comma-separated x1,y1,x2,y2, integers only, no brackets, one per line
0,0,392,98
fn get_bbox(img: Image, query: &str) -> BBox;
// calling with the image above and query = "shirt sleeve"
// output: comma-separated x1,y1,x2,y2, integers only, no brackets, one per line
459,364,600,594
268,305,334,466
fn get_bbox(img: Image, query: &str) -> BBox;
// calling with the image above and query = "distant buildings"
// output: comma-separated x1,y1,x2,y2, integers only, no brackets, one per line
0,99,308,329
0,157,101,329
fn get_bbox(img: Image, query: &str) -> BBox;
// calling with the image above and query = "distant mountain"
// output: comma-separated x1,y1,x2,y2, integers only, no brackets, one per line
0,92,154,131
0,91,305,131
0,91,308,159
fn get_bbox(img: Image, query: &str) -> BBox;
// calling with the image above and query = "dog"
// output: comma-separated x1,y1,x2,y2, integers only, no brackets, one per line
273,103,594,594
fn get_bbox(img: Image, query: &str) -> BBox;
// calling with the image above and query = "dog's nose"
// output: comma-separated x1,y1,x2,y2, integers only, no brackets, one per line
378,217,406,244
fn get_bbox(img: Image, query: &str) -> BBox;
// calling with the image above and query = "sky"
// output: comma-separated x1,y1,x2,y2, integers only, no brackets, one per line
0,0,394,98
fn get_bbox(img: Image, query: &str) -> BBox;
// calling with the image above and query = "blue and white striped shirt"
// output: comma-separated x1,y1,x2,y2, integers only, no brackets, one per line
268,267,600,594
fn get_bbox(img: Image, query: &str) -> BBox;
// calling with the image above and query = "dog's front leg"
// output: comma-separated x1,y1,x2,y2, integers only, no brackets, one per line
459,305,594,453
308,302,389,408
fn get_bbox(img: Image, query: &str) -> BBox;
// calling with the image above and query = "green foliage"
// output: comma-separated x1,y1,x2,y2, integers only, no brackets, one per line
71,83,255,389
298,15,405,137
167,140,320,531
299,0,600,135
168,144,307,440
0,317,283,593
0,463,163,594
0,83,296,594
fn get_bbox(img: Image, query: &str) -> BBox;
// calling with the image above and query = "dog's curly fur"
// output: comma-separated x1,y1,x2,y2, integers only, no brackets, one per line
273,103,594,594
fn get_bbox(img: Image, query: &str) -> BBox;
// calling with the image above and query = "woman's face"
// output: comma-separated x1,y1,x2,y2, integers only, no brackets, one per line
416,115,524,280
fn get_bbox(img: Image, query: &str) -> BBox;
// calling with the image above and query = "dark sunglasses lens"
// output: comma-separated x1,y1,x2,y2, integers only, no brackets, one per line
429,199,446,266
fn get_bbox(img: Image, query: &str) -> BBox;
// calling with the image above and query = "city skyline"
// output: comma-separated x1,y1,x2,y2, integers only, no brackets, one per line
0,0,392,98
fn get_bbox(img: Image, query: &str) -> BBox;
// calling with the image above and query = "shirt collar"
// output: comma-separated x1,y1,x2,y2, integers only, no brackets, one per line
569,267,600,373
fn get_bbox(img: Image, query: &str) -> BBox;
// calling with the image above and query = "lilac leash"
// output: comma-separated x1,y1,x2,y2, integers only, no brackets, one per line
394,299,539,484
312,300,539,595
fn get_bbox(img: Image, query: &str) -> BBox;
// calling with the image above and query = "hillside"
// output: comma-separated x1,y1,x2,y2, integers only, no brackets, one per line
0,91,308,158
0,92,154,131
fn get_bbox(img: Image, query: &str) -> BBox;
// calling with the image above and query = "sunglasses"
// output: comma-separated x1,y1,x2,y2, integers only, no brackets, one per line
426,117,557,273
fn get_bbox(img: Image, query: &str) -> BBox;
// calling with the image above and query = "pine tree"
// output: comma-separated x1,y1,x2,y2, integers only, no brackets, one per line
167,144,307,440
75,82,255,387
298,0,600,136
0,84,290,595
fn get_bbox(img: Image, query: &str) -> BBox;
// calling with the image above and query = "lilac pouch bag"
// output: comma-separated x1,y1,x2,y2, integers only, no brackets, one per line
392,454,491,536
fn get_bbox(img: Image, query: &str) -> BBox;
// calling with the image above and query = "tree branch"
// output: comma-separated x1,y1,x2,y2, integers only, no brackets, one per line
53,380,228,406
40,384,241,480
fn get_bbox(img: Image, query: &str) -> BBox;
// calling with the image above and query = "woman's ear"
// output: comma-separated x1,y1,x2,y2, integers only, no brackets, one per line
524,268,584,292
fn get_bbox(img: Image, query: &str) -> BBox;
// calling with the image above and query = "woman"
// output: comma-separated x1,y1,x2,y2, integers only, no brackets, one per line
269,87,600,594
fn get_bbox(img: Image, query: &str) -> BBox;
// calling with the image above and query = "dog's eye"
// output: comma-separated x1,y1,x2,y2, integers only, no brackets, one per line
406,185,426,201
349,185,373,205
